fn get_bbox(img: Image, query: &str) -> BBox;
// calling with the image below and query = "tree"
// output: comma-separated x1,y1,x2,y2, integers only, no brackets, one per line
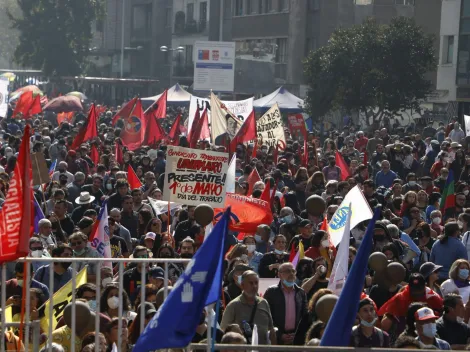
0,0,20,68
9,0,104,76
303,17,436,125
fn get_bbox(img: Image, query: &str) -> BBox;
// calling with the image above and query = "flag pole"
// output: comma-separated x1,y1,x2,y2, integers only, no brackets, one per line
17,261,27,352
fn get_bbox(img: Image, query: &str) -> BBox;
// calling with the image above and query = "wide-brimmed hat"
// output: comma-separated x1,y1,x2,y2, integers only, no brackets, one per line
75,191,95,205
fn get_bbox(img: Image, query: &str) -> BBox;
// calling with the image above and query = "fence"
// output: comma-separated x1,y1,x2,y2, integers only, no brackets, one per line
0,257,439,352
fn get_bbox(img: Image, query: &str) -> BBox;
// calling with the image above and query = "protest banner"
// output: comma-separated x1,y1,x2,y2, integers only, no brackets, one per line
163,146,230,207
188,95,254,135
40,267,87,332
31,152,50,187
256,103,286,148
287,113,308,141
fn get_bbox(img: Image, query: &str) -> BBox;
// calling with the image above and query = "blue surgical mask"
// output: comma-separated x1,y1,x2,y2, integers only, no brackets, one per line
422,322,437,338
459,269,469,280
237,275,242,285
254,235,262,242
282,280,295,288
360,317,377,327
274,249,284,255
283,215,293,224
17,279,23,287
88,300,97,312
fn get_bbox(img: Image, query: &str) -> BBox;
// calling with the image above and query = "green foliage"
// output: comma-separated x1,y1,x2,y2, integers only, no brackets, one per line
0,0,20,67
9,0,105,76
304,17,436,123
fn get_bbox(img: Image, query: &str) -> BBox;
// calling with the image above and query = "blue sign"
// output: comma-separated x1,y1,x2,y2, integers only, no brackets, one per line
329,207,351,230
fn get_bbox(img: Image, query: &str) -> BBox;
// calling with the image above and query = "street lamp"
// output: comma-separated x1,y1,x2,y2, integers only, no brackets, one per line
160,46,185,86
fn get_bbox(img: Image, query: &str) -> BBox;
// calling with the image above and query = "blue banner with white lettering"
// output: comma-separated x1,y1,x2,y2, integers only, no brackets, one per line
134,207,229,351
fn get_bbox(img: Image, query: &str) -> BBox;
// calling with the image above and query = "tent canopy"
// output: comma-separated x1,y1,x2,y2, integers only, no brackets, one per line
142,83,191,104
253,86,304,113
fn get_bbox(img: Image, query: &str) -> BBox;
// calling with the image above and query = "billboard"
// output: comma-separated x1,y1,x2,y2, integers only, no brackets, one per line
194,41,235,93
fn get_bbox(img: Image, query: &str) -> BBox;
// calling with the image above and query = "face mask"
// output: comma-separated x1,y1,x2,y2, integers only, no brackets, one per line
360,317,377,328
88,300,97,312
247,245,256,253
237,275,242,285
321,240,330,248
31,249,43,258
282,279,295,288
465,190,470,196
459,268,469,280
458,221,464,228
106,184,113,190
432,217,441,225
290,159,295,165
274,249,284,255
107,296,120,309
17,279,23,287
102,277,113,287
282,215,293,224
409,181,416,186
254,235,262,242
457,316,465,324
422,322,437,338
73,248,86,256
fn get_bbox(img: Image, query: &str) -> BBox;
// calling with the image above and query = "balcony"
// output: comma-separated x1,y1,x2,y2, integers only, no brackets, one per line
174,19,209,36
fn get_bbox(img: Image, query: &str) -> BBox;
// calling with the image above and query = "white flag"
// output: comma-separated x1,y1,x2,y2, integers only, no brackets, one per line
89,202,112,268
147,197,182,215
0,80,8,118
251,324,258,351
226,154,236,194
329,185,373,246
464,115,470,136
328,203,352,295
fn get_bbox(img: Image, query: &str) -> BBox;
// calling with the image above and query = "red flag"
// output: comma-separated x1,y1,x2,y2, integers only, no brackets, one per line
189,109,209,148
90,144,99,164
188,109,201,146
83,104,98,141
335,151,351,181
112,97,138,125
149,90,167,119
142,108,167,148
260,181,271,203
0,125,33,262
12,91,33,118
320,216,328,231
57,112,74,125
28,94,42,116
252,139,259,158
247,168,261,196
71,104,97,149
168,114,182,143
121,99,145,151
115,141,123,165
230,110,257,152
288,242,297,262
214,193,273,233
127,164,143,189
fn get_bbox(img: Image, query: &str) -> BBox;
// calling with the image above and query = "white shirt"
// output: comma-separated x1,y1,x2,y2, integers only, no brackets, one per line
441,279,470,304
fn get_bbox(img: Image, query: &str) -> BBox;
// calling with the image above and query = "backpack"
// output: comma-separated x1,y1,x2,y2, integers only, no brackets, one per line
352,325,384,347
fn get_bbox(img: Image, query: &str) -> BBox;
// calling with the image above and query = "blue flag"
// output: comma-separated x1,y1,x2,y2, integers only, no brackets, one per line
320,207,381,347
33,197,45,233
134,208,229,351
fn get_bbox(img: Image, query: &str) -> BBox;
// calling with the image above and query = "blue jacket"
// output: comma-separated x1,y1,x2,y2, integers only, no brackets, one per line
430,237,468,280
375,170,397,188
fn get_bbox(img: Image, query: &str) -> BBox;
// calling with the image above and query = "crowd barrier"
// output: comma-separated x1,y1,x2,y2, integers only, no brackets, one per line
0,258,442,352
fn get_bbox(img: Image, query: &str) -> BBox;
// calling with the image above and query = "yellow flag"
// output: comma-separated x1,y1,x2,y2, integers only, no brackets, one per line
3,305,13,322
40,267,87,333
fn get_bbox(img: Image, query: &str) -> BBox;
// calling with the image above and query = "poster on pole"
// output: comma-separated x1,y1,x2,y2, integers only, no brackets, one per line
194,41,235,93
256,104,286,148
188,96,254,135
163,146,230,207
465,115,470,136
288,113,308,141
0,79,9,118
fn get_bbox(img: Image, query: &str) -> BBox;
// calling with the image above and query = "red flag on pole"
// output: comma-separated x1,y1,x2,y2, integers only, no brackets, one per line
12,91,33,118
148,90,167,119
230,110,257,152
112,97,138,125
121,99,145,151
90,144,99,165
142,109,167,148
335,151,351,181
115,141,123,165
28,94,42,117
189,109,209,148
260,181,271,203
168,114,182,144
247,167,261,196
0,125,33,262
71,104,97,149
127,164,143,189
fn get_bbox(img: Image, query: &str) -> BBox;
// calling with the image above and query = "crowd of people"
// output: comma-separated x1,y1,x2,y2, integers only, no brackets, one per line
1,98,470,352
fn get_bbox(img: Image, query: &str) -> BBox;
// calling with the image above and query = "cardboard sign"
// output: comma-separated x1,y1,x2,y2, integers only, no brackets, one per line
287,113,308,141
256,104,286,148
31,152,50,186
163,146,230,207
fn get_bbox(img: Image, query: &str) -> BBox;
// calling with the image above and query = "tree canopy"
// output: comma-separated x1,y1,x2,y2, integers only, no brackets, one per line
9,0,104,76
303,17,436,124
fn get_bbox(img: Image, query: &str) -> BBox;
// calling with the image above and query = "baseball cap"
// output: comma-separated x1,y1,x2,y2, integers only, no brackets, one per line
138,302,157,317
419,262,442,280
414,307,438,322
299,219,313,228
145,232,157,241
408,273,426,291
149,266,164,279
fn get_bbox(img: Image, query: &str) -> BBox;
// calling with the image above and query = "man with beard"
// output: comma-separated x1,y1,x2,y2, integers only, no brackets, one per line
33,244,74,293
179,237,196,261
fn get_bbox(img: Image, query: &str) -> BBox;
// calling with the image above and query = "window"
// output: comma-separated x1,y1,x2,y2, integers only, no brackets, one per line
276,38,288,63
308,0,321,10
234,0,243,16
187,3,194,21
444,36,454,64
132,5,152,36
355,0,373,4
279,0,289,11
199,2,207,30
462,18,470,34
395,0,414,4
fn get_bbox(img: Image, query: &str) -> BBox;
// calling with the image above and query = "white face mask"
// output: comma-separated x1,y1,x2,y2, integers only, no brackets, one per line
102,277,113,287
432,217,441,225
457,316,465,324
321,239,330,248
107,296,120,309
458,220,464,229
465,190,470,196
31,249,43,258
247,245,256,253
409,181,416,186
422,322,437,338
106,184,113,190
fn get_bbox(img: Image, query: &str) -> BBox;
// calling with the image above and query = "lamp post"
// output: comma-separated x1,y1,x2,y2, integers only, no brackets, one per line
120,0,126,78
160,46,184,86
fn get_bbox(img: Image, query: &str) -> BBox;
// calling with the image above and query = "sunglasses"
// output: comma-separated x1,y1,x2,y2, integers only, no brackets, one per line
31,247,43,251
70,241,83,246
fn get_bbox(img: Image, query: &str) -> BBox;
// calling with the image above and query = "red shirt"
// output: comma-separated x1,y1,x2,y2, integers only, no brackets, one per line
354,137,369,153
